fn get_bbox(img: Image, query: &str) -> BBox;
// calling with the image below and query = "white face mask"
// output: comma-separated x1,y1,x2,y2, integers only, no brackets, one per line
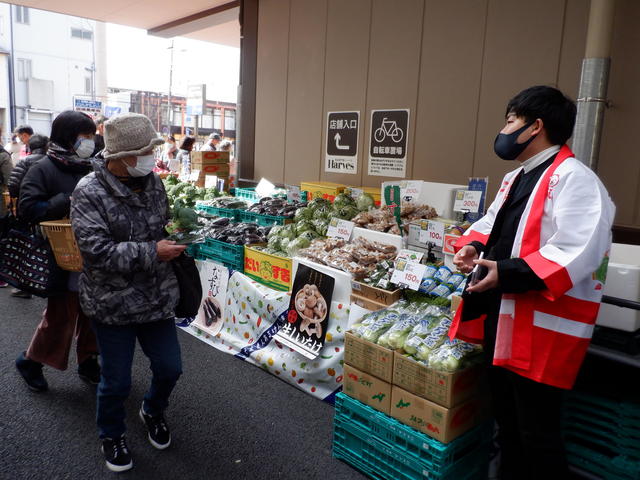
74,137,95,158
123,154,155,177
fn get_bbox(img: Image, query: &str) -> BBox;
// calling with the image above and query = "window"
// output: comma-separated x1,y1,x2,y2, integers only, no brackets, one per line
71,27,93,41
85,77,92,95
15,6,29,24
224,110,236,131
213,109,222,130
17,58,32,81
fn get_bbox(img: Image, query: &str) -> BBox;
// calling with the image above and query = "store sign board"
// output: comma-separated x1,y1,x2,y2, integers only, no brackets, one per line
453,190,482,213
419,220,445,247
274,264,335,359
368,109,410,178
327,218,355,241
325,111,359,174
74,98,102,116
391,260,427,291
186,84,206,116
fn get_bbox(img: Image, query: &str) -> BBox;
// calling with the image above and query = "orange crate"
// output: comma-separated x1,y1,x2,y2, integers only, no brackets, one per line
40,220,82,272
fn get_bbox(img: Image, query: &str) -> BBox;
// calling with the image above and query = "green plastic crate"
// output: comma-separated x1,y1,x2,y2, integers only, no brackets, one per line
237,210,293,227
190,240,244,272
333,416,489,480
234,187,260,204
566,440,640,480
334,393,491,470
195,202,243,221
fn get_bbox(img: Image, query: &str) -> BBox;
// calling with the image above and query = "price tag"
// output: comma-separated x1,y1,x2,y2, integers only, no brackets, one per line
391,260,427,291
349,187,363,200
327,218,355,240
286,184,301,202
419,220,445,247
400,180,423,204
188,169,201,182
205,175,218,188
256,178,276,198
396,249,425,263
453,190,482,213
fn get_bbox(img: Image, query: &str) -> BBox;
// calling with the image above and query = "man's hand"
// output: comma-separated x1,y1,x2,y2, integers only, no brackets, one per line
453,245,479,274
157,240,187,262
466,258,499,293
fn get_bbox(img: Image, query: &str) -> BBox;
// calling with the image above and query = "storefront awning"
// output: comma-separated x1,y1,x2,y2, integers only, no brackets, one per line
12,0,240,47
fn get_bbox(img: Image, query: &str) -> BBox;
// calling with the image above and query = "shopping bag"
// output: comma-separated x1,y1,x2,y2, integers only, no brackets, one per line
0,227,67,297
172,252,203,318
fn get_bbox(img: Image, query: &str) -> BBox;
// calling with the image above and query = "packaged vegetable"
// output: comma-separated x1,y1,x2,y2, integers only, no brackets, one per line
356,193,376,212
377,313,421,350
415,316,452,361
434,266,452,284
427,339,483,372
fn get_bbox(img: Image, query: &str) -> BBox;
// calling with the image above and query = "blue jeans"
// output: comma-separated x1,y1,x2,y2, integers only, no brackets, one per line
93,319,182,439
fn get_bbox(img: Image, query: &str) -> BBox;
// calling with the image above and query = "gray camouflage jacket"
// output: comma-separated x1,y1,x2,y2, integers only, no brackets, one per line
70,159,179,325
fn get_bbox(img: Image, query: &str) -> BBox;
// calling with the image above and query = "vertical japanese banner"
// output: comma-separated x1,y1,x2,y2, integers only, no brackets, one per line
194,260,230,336
274,265,335,360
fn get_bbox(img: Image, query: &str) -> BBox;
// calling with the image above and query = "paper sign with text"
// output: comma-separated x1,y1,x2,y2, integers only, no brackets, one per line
396,249,425,263
205,175,218,188
401,180,423,204
189,169,201,182
419,220,445,247
391,260,427,291
194,261,229,336
453,190,482,213
327,218,355,240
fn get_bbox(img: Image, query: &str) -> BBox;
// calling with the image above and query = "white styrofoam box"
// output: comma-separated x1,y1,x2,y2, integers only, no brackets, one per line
292,257,352,305
596,243,640,332
351,227,405,252
348,303,371,328
381,181,467,219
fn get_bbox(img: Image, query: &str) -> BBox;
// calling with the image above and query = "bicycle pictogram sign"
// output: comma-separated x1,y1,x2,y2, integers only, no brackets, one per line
368,109,410,178
374,118,404,143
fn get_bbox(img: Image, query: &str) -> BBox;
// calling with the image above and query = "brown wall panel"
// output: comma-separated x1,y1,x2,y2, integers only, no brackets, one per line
361,0,425,187
320,0,372,187
412,0,487,185
556,0,589,99
472,0,566,197
283,0,328,185
253,0,290,182
598,0,640,226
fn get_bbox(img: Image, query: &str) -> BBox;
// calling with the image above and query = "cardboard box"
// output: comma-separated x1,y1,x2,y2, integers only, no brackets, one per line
343,364,392,415
390,385,486,443
300,181,346,202
350,293,388,312
344,331,394,383
451,294,462,314
351,281,401,306
190,151,230,164
393,352,484,408
192,163,230,176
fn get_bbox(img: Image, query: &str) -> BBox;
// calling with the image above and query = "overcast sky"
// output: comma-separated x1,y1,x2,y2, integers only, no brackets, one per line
106,23,240,104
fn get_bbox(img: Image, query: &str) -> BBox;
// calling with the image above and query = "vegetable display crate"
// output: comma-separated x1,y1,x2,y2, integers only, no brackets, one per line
333,416,488,480
565,440,640,480
335,393,491,471
244,246,292,292
300,181,346,202
195,202,242,221
191,239,244,272
564,393,640,428
237,210,293,227
40,220,83,272
234,187,306,204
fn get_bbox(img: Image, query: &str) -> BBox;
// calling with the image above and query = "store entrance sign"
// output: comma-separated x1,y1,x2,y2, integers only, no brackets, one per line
368,109,410,178
74,98,102,117
325,111,359,174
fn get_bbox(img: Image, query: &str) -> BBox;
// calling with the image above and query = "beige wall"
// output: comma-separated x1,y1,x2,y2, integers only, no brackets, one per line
254,0,639,226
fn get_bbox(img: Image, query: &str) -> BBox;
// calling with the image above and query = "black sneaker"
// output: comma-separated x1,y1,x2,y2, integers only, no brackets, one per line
10,288,32,299
78,355,101,385
101,435,133,473
139,406,171,449
15,352,48,392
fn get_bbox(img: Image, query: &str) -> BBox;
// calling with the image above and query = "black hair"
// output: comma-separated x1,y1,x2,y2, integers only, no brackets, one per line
506,85,577,146
14,125,34,136
168,135,175,142
50,110,96,150
28,134,49,153
180,136,195,151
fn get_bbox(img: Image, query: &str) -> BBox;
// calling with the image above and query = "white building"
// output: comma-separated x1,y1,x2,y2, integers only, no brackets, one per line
0,3,106,138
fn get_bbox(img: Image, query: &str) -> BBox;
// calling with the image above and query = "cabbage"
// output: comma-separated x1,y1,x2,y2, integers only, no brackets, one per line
294,207,313,222
286,237,311,257
334,206,359,220
356,193,376,211
308,198,331,212
295,220,315,236
313,206,332,220
312,219,329,236
267,235,281,251
333,193,356,210
279,238,290,253
268,225,284,240
298,230,320,243
279,224,296,240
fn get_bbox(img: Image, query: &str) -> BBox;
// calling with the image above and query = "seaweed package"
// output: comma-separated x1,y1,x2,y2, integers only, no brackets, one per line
415,316,453,362
377,313,421,350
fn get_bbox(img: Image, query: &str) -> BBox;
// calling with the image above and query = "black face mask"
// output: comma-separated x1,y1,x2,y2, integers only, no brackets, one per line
493,121,536,160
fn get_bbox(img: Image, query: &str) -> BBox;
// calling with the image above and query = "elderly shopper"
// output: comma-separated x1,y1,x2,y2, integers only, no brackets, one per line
15,111,100,391
71,113,186,473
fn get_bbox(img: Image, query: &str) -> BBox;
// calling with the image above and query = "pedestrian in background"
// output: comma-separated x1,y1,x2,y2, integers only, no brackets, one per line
71,113,185,473
13,125,34,165
200,133,220,151
176,135,195,176
15,110,100,392
93,115,107,156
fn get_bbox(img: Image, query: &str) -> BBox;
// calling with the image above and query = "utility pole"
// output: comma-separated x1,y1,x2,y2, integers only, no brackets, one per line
167,39,174,135
8,5,17,129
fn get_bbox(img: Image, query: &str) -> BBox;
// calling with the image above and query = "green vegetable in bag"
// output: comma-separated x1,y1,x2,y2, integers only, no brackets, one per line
333,193,355,210
356,193,376,212
285,237,311,257
295,220,315,236
294,207,313,222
